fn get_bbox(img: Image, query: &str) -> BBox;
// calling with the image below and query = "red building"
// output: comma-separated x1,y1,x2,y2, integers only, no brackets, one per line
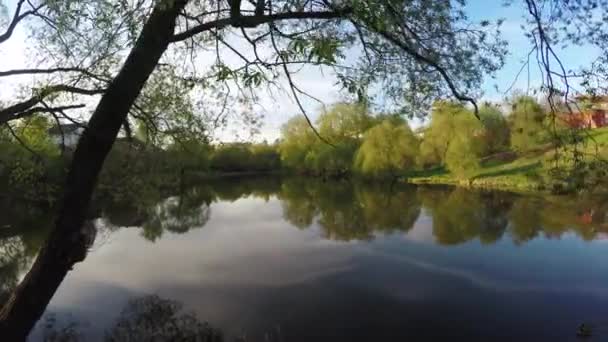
560,96,608,129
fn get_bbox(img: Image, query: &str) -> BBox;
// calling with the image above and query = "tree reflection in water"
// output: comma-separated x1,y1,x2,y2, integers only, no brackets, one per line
2,178,608,339
41,295,223,342
278,179,421,240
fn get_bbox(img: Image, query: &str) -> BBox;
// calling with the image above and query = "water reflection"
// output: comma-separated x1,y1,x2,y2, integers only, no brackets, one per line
42,295,222,342
86,177,608,245
2,178,608,340
0,200,54,306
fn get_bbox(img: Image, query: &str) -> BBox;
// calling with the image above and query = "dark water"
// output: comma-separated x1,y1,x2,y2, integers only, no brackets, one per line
3,177,608,341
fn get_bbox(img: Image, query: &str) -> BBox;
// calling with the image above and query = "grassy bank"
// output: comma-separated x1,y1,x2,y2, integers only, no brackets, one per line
405,127,608,194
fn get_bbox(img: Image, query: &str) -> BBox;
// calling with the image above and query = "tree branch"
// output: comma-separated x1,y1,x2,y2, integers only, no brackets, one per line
0,67,111,82
0,0,44,44
0,86,104,125
171,8,350,42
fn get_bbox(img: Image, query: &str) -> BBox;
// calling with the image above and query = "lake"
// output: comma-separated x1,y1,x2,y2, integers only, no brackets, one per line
3,177,608,341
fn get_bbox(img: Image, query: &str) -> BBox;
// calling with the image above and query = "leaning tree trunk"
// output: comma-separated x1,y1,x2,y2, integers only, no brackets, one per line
0,1,187,339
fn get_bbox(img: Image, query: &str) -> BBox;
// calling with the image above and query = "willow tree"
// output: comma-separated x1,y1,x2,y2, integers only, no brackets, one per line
355,119,419,178
0,0,508,338
417,101,472,168
508,96,548,152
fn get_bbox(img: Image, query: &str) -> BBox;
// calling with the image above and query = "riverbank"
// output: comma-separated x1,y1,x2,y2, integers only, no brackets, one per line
405,127,608,195
405,157,546,194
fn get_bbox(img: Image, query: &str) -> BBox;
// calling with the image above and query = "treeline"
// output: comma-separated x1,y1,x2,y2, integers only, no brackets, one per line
279,103,418,178
278,97,571,179
0,95,587,203
0,116,281,203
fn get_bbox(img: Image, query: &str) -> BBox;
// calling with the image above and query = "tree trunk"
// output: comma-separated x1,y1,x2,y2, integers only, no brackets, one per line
0,1,187,340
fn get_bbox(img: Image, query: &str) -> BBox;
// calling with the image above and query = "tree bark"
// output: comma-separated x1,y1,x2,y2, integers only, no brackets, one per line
0,1,188,340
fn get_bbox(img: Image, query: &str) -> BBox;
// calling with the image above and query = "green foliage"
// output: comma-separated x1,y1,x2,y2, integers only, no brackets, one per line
508,96,549,152
279,103,374,176
210,143,280,173
0,122,64,203
279,116,317,170
317,102,373,142
355,120,419,178
14,115,60,157
210,144,253,172
445,134,481,178
305,141,357,176
479,104,510,155
96,141,167,207
166,138,210,172
417,101,468,168
417,101,485,174
248,143,281,172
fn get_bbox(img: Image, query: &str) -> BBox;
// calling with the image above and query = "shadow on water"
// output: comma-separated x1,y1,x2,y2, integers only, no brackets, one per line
2,176,608,340
41,295,224,342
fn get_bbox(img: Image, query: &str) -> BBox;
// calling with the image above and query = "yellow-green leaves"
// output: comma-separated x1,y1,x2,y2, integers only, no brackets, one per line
355,120,419,178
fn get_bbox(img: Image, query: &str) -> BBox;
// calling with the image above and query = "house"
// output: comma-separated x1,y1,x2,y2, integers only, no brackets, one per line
560,95,608,129
48,123,85,148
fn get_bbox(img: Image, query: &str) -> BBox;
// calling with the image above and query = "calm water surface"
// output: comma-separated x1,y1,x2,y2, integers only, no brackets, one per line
3,178,608,341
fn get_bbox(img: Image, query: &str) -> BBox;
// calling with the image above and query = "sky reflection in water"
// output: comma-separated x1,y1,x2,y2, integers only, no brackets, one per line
8,179,608,341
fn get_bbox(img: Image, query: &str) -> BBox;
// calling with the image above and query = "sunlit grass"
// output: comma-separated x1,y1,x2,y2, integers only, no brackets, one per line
406,127,608,192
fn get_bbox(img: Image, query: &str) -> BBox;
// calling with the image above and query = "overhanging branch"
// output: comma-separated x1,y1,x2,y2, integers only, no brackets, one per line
171,8,350,42
0,0,44,44
0,85,104,124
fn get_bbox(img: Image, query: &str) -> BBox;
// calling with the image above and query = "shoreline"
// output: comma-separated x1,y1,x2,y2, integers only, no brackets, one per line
404,175,547,196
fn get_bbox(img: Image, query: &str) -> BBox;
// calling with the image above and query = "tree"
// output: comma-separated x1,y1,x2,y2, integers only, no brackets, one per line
317,102,372,142
355,119,419,178
478,104,510,155
279,103,372,176
418,101,480,169
445,134,481,178
210,144,253,172
508,96,548,152
416,100,485,176
305,141,357,176
13,115,58,157
279,116,317,171
0,0,508,338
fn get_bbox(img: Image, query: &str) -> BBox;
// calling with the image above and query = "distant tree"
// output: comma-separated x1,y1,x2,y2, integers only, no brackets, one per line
418,101,479,169
305,142,356,176
279,102,373,176
317,102,373,142
166,138,210,172
445,134,481,178
445,110,485,177
14,115,59,157
478,104,510,155
355,120,419,178
508,96,549,152
279,116,317,171
210,144,253,172
249,143,281,172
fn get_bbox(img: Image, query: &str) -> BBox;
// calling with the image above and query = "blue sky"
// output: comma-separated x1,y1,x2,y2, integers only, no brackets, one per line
0,0,601,142
468,1,598,101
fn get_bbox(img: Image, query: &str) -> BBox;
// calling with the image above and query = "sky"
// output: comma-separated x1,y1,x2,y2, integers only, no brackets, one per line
0,0,601,142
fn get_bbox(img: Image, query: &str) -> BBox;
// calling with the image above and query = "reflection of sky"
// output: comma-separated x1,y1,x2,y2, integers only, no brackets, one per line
30,196,608,341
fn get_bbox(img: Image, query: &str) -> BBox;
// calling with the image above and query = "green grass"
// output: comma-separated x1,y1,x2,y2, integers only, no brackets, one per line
406,127,608,193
